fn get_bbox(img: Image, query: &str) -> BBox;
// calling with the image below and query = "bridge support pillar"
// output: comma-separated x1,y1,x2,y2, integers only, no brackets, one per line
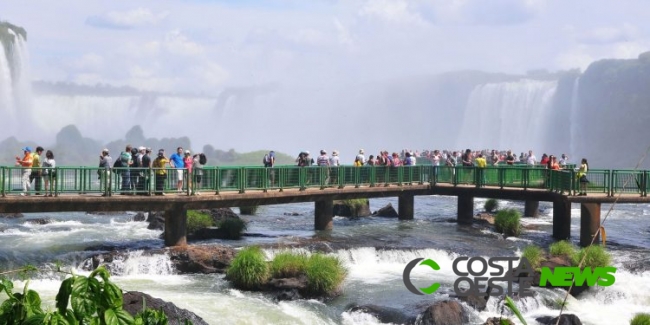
457,195,474,225
552,200,571,240
580,203,601,247
398,194,414,220
164,205,188,247
315,199,334,230
524,201,539,218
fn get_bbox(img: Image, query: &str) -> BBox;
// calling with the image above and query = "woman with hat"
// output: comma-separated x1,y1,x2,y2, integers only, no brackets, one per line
15,147,33,196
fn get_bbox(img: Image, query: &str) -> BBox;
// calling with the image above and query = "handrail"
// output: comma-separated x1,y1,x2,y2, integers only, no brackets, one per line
0,165,644,197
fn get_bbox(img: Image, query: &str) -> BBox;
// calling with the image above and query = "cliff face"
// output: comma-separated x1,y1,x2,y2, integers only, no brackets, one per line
577,52,650,168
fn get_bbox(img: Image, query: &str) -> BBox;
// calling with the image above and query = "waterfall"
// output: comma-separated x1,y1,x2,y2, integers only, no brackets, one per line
457,79,558,153
11,31,32,122
0,28,32,136
0,36,15,123
569,77,580,160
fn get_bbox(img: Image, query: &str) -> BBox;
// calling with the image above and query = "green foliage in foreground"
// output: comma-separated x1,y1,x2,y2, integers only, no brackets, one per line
342,199,369,210
522,245,545,270
631,313,650,325
504,295,527,325
219,218,247,239
305,254,347,295
484,199,499,213
572,245,612,268
549,240,577,260
226,246,269,290
0,266,189,324
270,253,308,278
186,210,216,234
494,209,522,237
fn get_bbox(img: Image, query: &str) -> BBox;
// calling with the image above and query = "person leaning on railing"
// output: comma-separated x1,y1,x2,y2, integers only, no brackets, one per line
153,149,170,196
99,149,113,196
15,147,33,196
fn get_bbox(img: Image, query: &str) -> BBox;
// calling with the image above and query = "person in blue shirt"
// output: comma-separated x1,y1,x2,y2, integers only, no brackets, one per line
169,147,185,193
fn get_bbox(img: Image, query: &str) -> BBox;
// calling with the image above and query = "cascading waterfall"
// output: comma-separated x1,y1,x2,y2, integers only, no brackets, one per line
9,30,32,121
0,28,31,136
457,79,558,153
0,36,16,123
569,77,580,160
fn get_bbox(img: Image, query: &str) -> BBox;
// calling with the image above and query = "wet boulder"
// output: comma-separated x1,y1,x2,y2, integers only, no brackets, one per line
0,213,23,218
346,304,416,324
483,317,514,325
147,211,165,230
372,203,399,218
536,314,583,325
417,300,468,325
133,212,146,222
122,291,208,325
333,199,371,217
168,245,236,274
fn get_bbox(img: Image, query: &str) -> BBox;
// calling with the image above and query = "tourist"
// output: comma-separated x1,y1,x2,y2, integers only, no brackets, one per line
119,145,133,195
461,149,473,166
130,146,141,193
527,150,537,166
356,149,366,165
169,147,185,193
475,154,487,186
577,158,589,196
42,150,56,197
30,146,44,195
505,150,515,165
138,148,152,194
192,153,205,195
184,150,193,193
329,150,340,185
559,154,569,166
99,149,112,196
15,147,33,196
540,154,549,166
367,155,376,166
550,156,561,170
391,152,402,166
491,150,500,166
153,149,170,195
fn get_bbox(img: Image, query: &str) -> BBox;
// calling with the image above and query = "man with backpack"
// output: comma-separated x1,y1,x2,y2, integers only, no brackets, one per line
263,151,275,167
119,145,133,195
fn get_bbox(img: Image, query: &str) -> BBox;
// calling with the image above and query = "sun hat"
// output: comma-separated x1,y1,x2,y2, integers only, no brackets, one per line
23,147,32,152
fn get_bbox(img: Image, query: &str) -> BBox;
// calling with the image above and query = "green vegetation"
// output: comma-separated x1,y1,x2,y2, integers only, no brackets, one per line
305,254,347,295
522,245,545,270
239,206,259,215
484,199,499,213
572,245,612,268
226,246,269,290
270,252,308,278
504,295,527,325
342,199,369,210
549,240,577,259
219,218,247,239
631,313,650,325
186,210,215,234
0,266,188,324
494,209,522,237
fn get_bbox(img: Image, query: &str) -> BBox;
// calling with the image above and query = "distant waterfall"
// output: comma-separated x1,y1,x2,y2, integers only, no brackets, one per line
457,79,558,153
569,77,580,160
0,29,32,136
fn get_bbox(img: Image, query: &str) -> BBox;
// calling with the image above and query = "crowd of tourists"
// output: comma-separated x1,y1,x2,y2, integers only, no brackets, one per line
13,145,590,196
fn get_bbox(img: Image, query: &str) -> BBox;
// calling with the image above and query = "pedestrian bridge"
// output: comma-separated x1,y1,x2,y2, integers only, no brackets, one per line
1,165,649,247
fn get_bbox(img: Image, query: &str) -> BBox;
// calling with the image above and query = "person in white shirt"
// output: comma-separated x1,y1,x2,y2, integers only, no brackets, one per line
526,150,537,165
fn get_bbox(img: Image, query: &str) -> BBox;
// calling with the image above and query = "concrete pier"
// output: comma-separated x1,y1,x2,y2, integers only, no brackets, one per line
580,202,601,247
524,201,539,218
457,195,474,225
164,204,188,246
552,200,571,240
398,194,414,220
314,199,334,230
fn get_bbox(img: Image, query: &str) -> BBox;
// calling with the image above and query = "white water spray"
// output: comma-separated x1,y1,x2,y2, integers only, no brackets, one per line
569,77,580,160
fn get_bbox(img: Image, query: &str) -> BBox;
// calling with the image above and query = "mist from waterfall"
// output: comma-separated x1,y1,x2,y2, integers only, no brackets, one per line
456,79,558,153
0,29,32,137
569,77,580,160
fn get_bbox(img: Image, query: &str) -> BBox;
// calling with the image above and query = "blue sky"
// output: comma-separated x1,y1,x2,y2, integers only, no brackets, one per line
1,0,648,93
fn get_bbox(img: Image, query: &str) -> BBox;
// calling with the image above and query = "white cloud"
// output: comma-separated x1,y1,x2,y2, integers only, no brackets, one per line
163,30,204,56
359,0,428,26
73,53,104,71
86,8,169,29
334,19,354,47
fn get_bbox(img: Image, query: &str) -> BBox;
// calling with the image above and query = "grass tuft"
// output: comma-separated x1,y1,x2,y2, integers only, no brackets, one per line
484,199,499,213
270,252,308,278
494,208,522,237
219,218,247,239
522,245,545,270
186,210,215,234
549,240,577,260
305,254,346,295
226,246,269,290
631,313,650,325
572,245,611,268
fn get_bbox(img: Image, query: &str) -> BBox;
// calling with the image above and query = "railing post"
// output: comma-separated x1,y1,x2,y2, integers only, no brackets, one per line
239,167,245,194
215,167,221,195
1,167,4,197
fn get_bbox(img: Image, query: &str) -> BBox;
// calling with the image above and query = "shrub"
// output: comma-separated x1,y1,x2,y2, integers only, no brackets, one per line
522,245,545,269
187,210,215,234
631,313,650,325
219,218,247,239
494,209,521,237
226,246,269,290
484,199,499,213
549,240,577,259
572,245,611,268
270,252,308,278
305,253,346,295
239,206,259,215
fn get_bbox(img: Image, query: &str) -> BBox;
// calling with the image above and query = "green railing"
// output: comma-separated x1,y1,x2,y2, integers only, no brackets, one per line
0,165,647,197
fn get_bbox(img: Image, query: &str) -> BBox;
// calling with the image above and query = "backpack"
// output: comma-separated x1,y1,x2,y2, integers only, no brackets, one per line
113,159,123,168
120,151,130,163
263,154,270,166
199,153,207,165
